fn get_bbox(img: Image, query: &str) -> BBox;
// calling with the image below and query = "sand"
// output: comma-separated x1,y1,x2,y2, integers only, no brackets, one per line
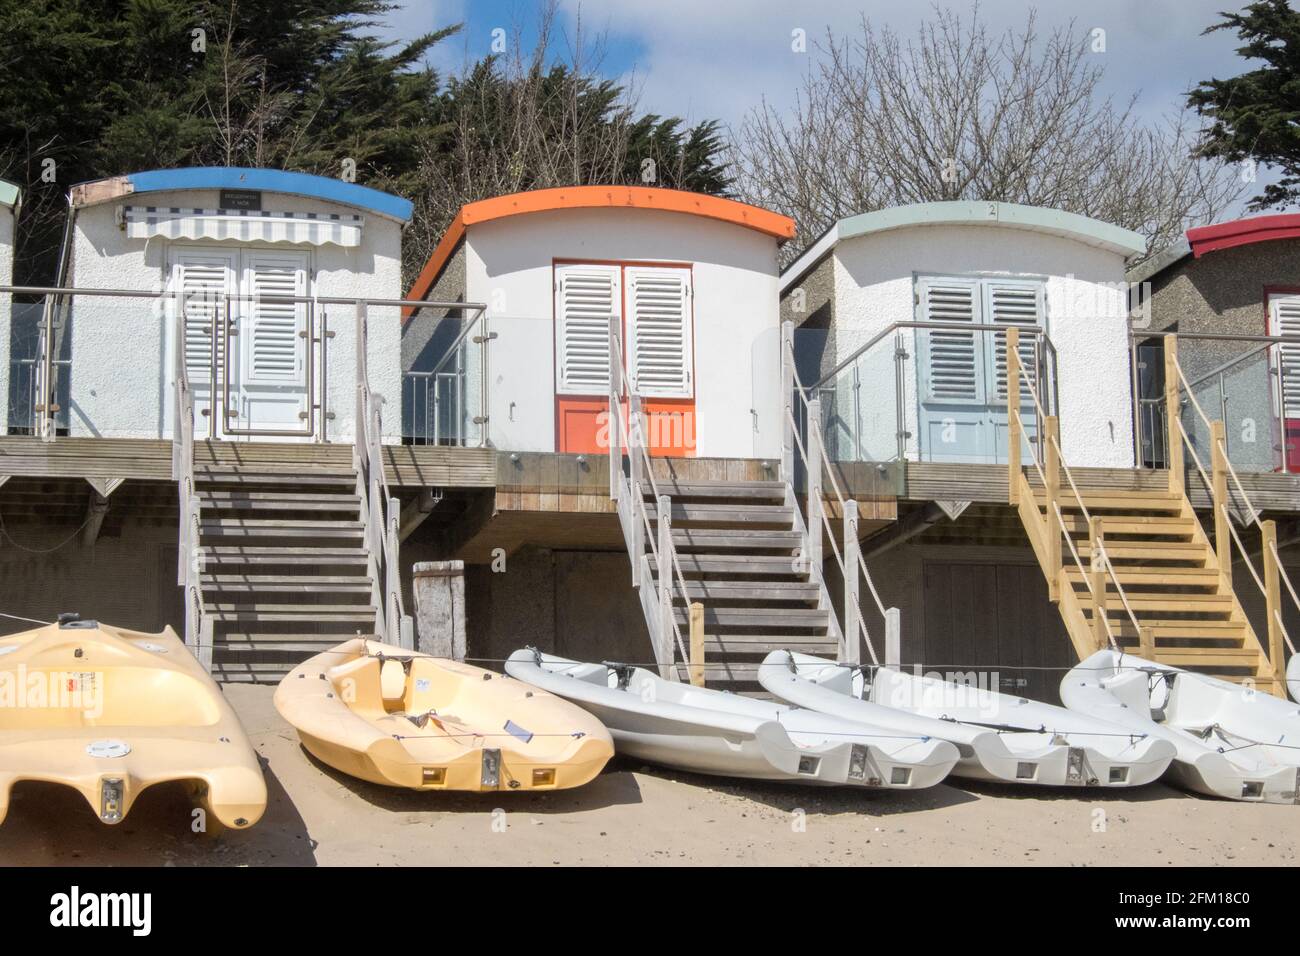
1,683,1295,866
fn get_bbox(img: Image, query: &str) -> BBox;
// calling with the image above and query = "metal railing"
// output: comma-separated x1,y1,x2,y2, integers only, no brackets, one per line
1130,329,1300,476
401,302,491,446
607,321,692,679
4,284,485,445
782,323,894,667
354,302,413,649
171,316,212,667
808,319,1059,465
1165,334,1295,691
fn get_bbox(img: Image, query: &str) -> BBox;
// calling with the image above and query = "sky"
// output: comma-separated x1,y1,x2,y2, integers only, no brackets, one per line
374,0,1283,205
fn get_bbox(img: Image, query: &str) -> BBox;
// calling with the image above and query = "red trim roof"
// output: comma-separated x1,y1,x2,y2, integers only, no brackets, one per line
405,186,795,306
1187,213,1300,258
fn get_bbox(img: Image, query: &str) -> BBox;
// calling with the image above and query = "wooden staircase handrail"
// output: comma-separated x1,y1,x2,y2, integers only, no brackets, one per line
1007,327,1143,649
1167,336,1294,692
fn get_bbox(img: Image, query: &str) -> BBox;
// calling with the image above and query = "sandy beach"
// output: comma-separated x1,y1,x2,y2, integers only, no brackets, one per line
0,683,1295,867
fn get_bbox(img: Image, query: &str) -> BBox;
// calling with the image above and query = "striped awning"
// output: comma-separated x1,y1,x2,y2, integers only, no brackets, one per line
122,206,364,247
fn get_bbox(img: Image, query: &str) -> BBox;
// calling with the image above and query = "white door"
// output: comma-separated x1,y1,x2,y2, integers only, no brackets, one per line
172,249,237,440
170,248,312,440
233,252,311,438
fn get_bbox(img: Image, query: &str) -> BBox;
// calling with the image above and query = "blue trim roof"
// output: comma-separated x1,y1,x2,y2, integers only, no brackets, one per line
94,167,410,222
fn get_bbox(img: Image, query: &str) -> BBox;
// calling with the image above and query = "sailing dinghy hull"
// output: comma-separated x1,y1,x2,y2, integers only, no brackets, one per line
505,650,960,788
275,639,613,791
1062,650,1300,803
0,620,266,829
754,650,1170,790
757,650,1173,787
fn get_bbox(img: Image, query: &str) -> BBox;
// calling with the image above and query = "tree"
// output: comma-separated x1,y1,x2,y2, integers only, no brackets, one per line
734,6,1245,263
1189,0,1300,209
407,1,731,279
0,0,454,283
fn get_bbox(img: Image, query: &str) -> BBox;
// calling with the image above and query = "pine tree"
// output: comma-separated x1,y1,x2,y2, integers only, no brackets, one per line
1189,0,1300,209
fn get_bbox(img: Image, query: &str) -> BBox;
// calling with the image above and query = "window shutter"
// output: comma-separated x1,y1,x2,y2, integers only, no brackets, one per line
172,252,235,382
918,279,981,403
555,265,620,395
626,267,692,398
1270,294,1300,418
986,281,1044,405
243,254,306,384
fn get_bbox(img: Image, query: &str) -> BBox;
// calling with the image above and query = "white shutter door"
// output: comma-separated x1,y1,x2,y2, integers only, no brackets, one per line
918,279,981,403
986,280,1044,405
1270,295,1300,418
242,254,307,385
555,265,620,395
627,267,692,399
172,251,235,383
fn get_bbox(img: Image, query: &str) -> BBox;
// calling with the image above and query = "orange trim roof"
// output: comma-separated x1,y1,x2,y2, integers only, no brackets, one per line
405,186,795,304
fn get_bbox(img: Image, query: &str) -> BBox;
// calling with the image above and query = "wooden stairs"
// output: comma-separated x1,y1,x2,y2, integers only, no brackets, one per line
1020,484,1279,691
640,478,837,694
193,463,380,682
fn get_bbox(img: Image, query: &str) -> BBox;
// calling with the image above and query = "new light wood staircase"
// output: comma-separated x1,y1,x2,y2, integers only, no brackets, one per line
1006,328,1290,696
1026,485,1277,688
642,478,838,693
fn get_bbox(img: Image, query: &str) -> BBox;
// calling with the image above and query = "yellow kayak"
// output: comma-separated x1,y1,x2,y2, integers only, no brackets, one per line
274,639,614,791
0,618,266,830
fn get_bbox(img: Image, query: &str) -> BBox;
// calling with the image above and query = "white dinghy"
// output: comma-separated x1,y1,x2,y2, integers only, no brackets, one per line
1062,650,1300,803
757,650,1175,788
1288,654,1299,703
504,649,959,789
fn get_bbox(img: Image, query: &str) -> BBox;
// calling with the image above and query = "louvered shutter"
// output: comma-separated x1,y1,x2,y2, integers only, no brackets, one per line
626,267,692,399
986,281,1044,405
555,265,620,395
917,279,982,403
1270,294,1300,418
172,252,235,383
242,254,306,385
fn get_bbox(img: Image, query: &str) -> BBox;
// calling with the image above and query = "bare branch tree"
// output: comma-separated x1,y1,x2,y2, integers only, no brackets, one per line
733,5,1245,262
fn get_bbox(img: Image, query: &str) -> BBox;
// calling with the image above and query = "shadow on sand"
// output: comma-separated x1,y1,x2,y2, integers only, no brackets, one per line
0,755,317,866
299,745,645,815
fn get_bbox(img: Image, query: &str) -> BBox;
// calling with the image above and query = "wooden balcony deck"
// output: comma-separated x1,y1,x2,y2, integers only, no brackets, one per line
904,461,1300,513
0,437,497,488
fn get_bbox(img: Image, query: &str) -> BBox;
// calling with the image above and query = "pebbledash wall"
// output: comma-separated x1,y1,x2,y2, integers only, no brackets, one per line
781,202,1147,468
406,187,795,459
64,168,408,442
1129,214,1300,474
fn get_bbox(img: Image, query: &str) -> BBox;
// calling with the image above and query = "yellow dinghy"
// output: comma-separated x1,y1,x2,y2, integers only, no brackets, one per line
0,617,266,830
275,639,613,791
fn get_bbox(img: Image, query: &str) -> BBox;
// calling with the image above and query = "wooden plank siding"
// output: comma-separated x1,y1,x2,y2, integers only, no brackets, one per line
0,437,496,488
907,461,1300,514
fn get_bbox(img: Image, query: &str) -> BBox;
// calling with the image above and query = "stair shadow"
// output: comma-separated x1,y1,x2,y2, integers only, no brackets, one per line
612,758,981,816
0,756,316,866
298,745,644,814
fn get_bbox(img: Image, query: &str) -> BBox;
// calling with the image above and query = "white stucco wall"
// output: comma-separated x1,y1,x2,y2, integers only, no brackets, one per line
0,203,14,431
66,188,403,442
464,207,784,458
825,225,1133,468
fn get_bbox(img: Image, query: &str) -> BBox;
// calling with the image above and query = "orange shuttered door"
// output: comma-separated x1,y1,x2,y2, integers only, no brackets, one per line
554,262,695,456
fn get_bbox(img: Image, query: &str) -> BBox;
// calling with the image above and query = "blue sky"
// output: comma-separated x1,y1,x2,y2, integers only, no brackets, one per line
376,1,1262,123
374,1,1282,205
